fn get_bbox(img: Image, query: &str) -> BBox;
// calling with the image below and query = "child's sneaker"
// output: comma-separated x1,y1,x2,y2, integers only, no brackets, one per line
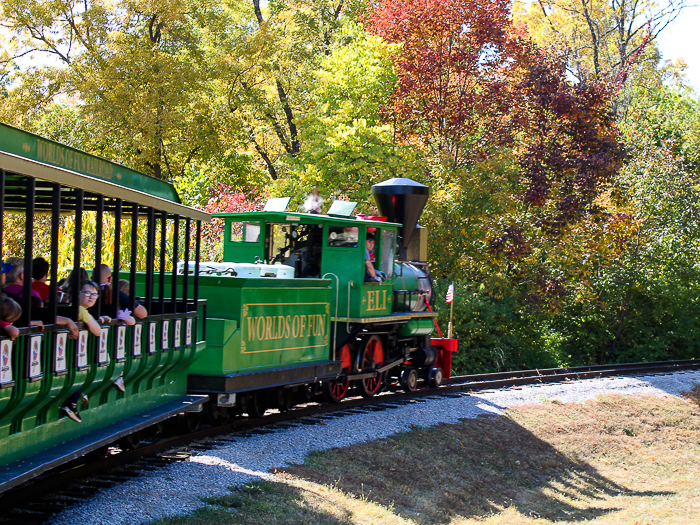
112,376,125,393
62,404,82,423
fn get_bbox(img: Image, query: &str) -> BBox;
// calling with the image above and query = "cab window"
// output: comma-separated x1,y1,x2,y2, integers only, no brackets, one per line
230,221,261,243
380,230,396,279
327,226,358,247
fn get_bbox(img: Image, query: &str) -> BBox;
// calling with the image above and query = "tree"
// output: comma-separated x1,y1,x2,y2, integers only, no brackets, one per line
216,0,369,181
367,0,528,171
515,0,690,91
367,0,626,270
0,0,227,180
275,21,423,207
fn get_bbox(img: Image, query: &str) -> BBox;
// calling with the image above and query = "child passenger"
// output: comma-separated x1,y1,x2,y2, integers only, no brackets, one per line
78,280,110,335
62,280,116,423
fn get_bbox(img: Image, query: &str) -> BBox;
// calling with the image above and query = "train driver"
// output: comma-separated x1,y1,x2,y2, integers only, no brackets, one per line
365,233,380,282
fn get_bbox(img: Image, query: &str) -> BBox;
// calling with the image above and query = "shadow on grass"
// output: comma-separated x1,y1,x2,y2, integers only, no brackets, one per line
149,480,362,525
282,398,672,524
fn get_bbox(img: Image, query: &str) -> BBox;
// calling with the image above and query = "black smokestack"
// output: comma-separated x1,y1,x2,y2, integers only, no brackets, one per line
372,178,429,261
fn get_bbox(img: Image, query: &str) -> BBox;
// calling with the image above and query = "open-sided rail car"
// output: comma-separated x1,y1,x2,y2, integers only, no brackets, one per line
0,122,210,492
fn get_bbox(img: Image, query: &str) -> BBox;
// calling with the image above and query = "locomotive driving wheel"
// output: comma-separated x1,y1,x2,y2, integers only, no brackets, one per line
358,335,385,397
324,344,352,403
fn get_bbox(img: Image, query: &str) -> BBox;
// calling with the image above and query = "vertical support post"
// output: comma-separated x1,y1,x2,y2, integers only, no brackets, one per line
129,204,138,313
144,207,155,315
112,199,122,319
0,170,5,266
194,220,201,341
94,194,104,317
171,215,180,314
183,218,191,312
72,189,84,323
159,211,166,315
22,177,36,325
48,183,61,322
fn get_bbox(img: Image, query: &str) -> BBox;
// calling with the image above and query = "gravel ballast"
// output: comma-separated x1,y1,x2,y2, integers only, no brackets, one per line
46,371,700,525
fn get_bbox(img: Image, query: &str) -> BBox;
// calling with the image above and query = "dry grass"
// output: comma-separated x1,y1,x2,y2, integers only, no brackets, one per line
152,389,700,525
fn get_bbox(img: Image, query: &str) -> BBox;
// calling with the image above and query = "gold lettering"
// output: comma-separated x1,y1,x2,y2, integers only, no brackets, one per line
300,315,306,337
265,317,273,340
381,290,387,310
285,316,291,338
256,317,265,340
277,316,285,339
292,316,300,338
318,315,326,336
308,315,314,337
368,291,376,311
246,317,256,341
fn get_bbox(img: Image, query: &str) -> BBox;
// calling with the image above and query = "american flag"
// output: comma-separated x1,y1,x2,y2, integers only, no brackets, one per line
446,283,454,303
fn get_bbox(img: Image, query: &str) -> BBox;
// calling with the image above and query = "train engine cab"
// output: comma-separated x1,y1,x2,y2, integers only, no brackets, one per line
188,177,443,413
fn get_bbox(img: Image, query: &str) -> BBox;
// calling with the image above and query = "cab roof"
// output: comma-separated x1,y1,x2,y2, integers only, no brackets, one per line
212,211,402,229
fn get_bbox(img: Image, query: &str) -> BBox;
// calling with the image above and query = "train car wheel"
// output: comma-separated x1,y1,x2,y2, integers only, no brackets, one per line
400,368,418,392
177,411,200,433
304,381,321,400
87,445,110,461
428,366,443,389
118,432,141,451
247,392,267,418
358,336,384,397
324,344,352,402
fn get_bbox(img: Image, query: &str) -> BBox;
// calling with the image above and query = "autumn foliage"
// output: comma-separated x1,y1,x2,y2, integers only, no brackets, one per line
367,0,626,252
367,0,527,165
199,184,268,261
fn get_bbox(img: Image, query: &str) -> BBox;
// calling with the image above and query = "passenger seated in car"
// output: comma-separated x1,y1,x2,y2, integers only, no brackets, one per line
4,258,79,337
3,257,43,308
58,268,89,304
61,280,119,423
1,293,21,340
77,280,110,336
95,264,147,319
31,257,51,302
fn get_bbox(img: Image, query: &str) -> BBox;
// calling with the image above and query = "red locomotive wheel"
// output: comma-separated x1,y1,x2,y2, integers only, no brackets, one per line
324,344,352,403
359,336,384,397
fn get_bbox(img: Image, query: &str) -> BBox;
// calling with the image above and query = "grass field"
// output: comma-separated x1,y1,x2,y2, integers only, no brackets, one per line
151,388,700,525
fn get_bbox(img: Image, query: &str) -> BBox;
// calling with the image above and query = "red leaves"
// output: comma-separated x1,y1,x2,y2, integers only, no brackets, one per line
517,52,627,224
367,0,524,161
367,0,625,231
488,225,531,260
202,184,268,215
199,184,268,261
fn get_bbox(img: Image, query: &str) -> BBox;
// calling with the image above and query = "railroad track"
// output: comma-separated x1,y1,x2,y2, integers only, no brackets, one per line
1,358,699,524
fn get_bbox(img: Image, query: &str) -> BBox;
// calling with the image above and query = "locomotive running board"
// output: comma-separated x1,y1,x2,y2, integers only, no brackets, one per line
332,311,437,324
0,395,208,494
188,361,343,394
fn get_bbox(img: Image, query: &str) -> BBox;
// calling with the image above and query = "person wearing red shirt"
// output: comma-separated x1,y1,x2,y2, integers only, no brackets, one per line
31,257,50,302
